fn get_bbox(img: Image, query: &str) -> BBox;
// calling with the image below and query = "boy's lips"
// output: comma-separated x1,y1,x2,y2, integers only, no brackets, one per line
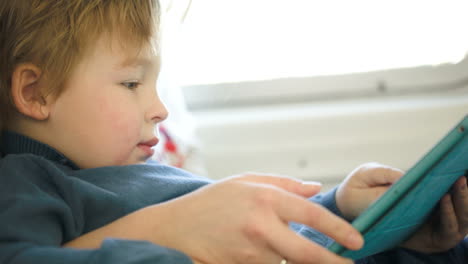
137,138,159,157
139,138,159,147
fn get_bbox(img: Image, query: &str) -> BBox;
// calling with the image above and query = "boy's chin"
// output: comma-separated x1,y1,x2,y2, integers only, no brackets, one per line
133,155,153,165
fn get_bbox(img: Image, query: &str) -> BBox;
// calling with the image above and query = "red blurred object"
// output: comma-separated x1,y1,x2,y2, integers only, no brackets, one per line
159,125,186,168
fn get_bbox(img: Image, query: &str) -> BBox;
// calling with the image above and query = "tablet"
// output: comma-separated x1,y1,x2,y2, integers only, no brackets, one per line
328,114,468,260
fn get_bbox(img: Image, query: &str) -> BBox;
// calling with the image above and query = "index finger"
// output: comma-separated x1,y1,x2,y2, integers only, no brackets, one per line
275,191,364,251
235,173,322,198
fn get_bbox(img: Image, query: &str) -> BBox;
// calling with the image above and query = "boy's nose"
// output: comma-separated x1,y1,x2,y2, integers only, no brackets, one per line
146,95,169,124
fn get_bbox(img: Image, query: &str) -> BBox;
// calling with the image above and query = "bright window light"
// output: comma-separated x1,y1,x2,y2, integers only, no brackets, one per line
162,0,468,86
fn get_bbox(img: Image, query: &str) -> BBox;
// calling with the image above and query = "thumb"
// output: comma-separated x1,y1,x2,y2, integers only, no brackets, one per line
367,166,405,187
234,173,322,197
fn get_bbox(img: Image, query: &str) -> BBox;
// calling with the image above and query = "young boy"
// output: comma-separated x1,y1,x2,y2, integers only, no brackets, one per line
0,1,467,264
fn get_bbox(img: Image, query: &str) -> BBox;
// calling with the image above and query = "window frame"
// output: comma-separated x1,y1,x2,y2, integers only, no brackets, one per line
181,56,468,110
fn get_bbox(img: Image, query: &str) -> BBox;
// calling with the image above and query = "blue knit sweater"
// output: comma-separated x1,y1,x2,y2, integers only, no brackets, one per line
0,131,466,263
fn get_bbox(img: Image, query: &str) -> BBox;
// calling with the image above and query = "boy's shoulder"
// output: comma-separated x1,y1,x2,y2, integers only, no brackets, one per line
1,152,62,168
1,152,51,169
0,153,69,188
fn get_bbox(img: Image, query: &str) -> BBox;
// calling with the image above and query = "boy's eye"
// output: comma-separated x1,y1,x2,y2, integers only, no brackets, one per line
121,81,140,90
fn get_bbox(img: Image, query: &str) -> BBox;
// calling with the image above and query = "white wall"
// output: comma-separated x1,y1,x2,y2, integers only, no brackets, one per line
192,90,468,190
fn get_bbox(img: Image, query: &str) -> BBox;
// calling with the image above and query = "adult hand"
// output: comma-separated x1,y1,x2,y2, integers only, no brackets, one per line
158,173,363,264
401,176,468,253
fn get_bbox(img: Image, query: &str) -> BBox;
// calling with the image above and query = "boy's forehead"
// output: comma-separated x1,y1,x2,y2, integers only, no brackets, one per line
118,55,160,69
113,43,159,68
90,34,160,69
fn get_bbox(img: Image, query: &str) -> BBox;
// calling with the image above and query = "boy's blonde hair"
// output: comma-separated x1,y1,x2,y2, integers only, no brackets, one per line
0,0,160,131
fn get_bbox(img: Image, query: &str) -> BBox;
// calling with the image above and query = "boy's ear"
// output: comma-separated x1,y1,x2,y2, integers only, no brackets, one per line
10,63,51,120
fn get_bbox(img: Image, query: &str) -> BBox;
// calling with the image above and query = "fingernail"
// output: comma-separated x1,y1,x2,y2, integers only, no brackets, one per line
303,181,322,186
460,177,467,189
443,195,451,203
346,233,364,249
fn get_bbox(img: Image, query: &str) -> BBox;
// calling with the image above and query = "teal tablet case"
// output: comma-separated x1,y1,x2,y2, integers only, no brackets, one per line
328,114,468,260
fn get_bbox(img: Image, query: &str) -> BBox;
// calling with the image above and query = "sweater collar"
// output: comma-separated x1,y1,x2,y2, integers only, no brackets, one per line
0,130,80,170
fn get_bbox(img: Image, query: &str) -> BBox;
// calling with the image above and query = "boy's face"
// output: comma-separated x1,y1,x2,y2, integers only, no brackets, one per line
46,36,168,169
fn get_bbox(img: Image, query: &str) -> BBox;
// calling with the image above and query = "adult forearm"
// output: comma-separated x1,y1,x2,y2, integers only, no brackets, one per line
63,203,172,249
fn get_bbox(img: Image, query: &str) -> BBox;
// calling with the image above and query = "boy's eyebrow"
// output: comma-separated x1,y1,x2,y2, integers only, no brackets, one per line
117,57,155,69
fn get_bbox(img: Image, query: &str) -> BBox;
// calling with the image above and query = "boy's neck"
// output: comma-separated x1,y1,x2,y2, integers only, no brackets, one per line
6,113,52,146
